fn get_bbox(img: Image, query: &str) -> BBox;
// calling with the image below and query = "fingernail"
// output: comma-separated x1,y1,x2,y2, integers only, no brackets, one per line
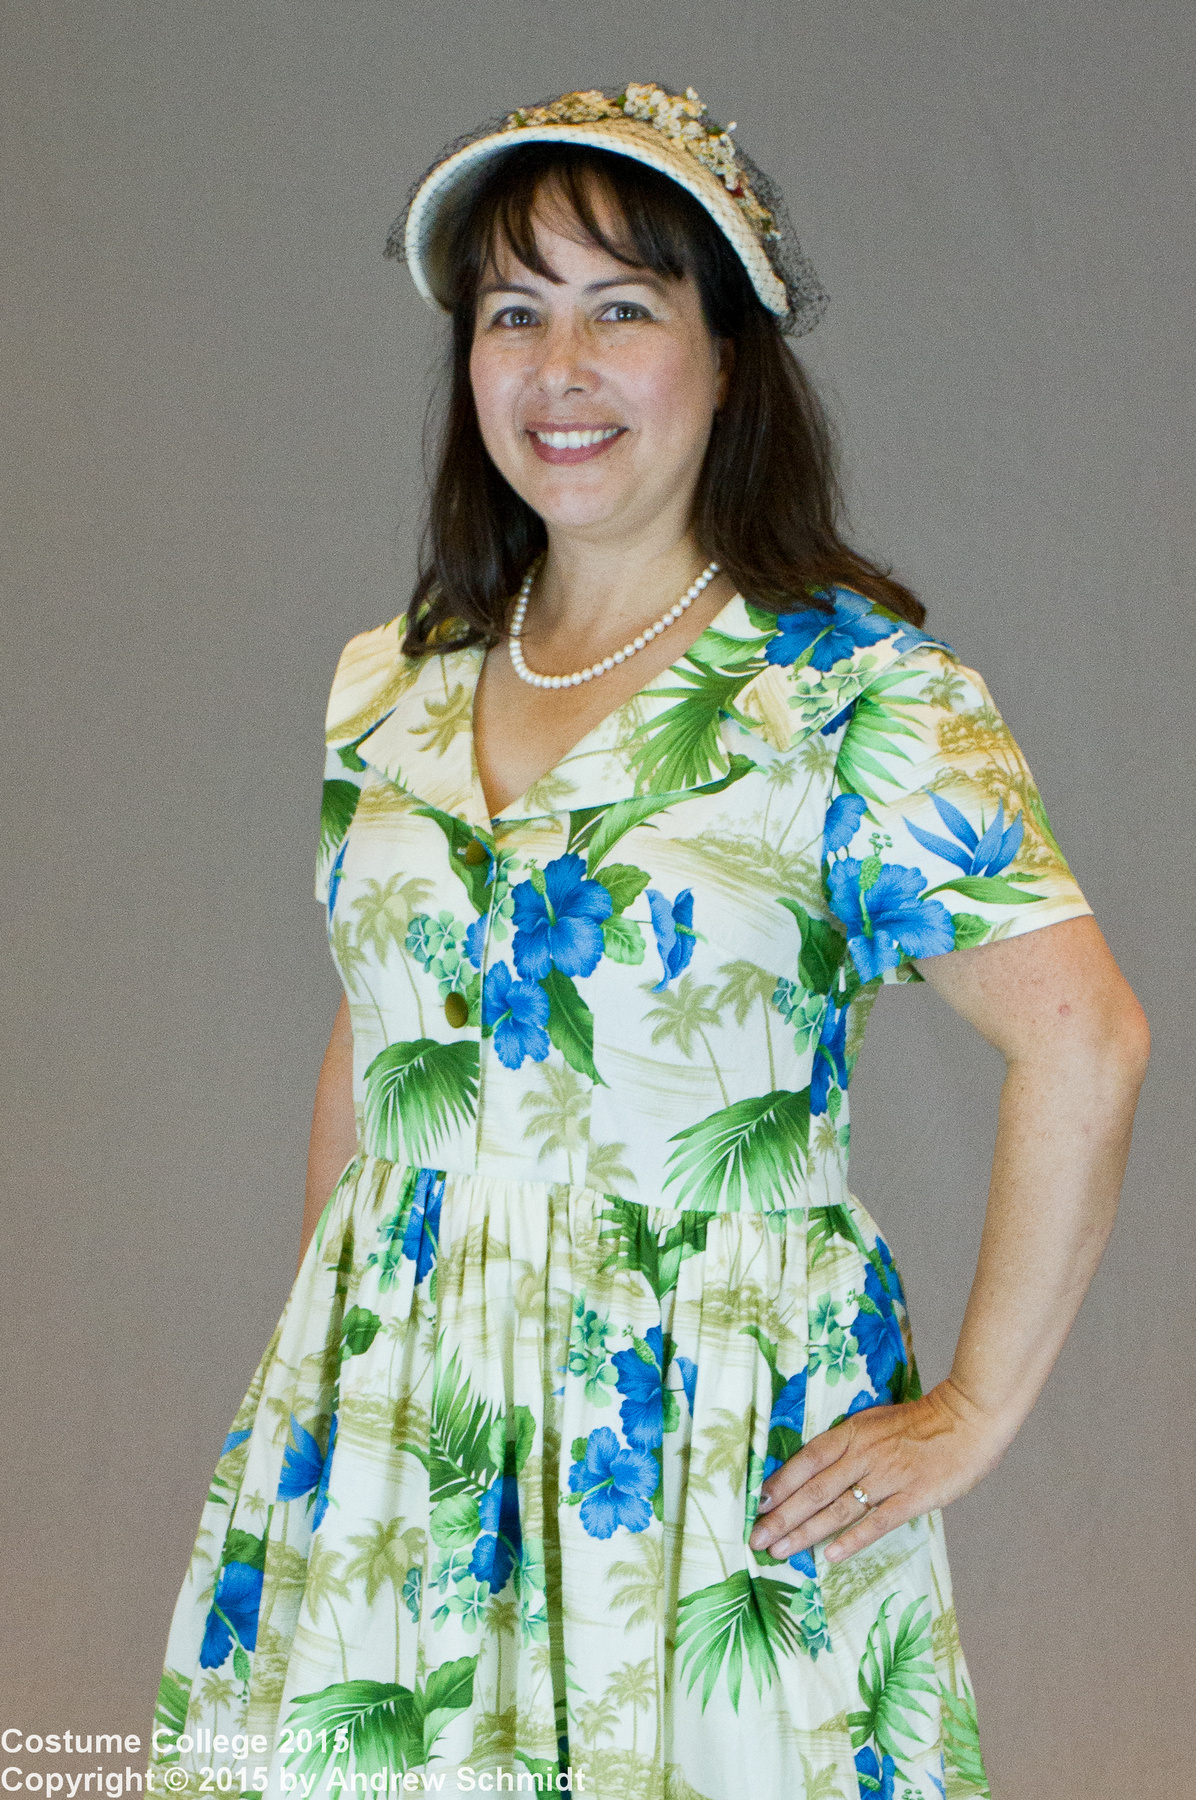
825,1545,842,1562
757,1492,775,1512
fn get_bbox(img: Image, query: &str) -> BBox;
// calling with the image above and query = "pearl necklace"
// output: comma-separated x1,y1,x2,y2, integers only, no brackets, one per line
508,560,720,690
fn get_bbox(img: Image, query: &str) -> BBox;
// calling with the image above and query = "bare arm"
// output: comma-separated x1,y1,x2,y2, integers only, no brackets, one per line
749,913,1150,1565
297,994,358,1273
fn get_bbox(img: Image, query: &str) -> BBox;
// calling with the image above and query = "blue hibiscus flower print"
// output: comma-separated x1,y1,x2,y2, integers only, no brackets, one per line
820,699,856,737
464,917,486,969
823,793,868,856
645,888,696,991
402,1169,444,1283
765,591,897,671
277,1411,337,1526
469,1470,522,1594
810,997,849,1115
482,962,551,1069
219,1426,251,1459
760,1367,815,1575
905,792,1024,877
854,1745,897,1798
828,859,955,981
511,853,613,981
199,1559,263,1668
767,1368,807,1458
612,1324,667,1451
567,1426,657,1538
853,1237,908,1402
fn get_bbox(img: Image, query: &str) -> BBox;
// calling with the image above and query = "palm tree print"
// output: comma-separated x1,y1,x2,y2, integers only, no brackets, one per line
353,874,436,961
607,1538,666,1765
519,1062,588,1180
602,1657,656,1760
147,590,1096,1796
715,959,780,1088
642,974,729,1106
346,1518,422,1680
301,1538,353,1681
412,683,472,755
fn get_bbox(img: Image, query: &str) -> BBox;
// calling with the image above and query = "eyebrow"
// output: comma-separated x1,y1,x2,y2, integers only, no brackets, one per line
477,272,669,300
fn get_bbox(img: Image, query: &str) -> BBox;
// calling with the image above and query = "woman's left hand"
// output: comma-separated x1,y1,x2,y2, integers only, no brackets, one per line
747,1379,1009,1566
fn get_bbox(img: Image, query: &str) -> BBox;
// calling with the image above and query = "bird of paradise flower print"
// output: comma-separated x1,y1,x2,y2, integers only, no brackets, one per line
149,585,1091,1800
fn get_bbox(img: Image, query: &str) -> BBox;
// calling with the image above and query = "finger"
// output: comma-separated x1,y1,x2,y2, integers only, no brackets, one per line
751,1455,868,1547
822,1495,910,1564
763,1486,879,1561
757,1427,852,1512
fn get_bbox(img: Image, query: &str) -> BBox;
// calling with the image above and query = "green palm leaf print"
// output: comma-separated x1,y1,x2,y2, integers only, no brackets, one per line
152,1668,191,1760
363,1038,479,1163
320,778,361,859
675,1569,810,1709
282,1661,476,1779
625,662,762,794
596,1196,711,1300
847,1594,937,1763
663,1088,811,1211
941,1683,987,1791
399,1345,503,1505
835,672,927,804
807,1206,896,1296
567,755,756,872
411,803,493,913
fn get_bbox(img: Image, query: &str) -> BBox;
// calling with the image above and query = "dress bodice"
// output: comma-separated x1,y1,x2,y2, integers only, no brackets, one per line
316,588,1090,1209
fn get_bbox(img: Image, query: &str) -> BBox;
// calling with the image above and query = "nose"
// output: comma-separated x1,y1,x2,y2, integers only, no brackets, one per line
533,313,595,397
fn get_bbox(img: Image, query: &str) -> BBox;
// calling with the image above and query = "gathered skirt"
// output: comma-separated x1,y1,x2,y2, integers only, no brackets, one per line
148,1157,989,1800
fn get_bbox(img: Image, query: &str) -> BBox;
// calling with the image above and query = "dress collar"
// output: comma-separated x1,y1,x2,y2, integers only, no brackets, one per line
324,592,951,834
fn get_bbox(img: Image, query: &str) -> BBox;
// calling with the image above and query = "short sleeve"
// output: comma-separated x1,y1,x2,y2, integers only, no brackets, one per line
821,646,1092,985
315,740,366,910
315,615,408,911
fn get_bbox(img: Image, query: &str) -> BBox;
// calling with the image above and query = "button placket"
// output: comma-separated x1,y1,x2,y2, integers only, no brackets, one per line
472,825,511,1164
438,825,495,1031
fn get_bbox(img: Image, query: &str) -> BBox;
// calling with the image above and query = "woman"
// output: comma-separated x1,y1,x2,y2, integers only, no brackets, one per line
149,84,1148,1800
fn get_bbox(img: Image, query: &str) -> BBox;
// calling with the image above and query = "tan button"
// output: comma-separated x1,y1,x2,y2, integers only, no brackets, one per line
444,991,469,1029
462,838,487,866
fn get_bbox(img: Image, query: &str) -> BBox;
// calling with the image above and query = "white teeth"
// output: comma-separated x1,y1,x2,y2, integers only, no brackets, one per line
534,427,621,448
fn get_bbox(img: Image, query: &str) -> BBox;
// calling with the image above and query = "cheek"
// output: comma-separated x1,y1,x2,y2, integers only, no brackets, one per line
621,338,719,437
468,342,517,451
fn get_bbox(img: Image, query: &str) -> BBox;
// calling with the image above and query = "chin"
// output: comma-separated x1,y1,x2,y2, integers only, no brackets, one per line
516,472,636,532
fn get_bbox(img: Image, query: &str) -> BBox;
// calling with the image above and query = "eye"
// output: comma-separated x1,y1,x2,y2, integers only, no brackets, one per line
490,305,539,329
599,300,651,323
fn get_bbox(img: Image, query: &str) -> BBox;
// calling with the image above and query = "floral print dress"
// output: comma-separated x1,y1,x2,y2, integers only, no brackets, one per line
150,588,1091,1800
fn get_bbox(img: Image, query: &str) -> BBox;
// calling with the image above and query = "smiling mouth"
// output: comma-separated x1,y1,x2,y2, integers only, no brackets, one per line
526,425,626,465
532,426,623,448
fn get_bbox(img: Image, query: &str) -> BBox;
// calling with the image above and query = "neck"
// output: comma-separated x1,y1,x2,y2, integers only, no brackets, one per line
528,521,718,639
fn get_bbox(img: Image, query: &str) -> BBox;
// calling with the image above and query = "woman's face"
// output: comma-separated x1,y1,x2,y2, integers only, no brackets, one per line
469,178,730,545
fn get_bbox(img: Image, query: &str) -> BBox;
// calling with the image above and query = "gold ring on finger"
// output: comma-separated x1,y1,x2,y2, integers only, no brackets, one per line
850,1484,871,1509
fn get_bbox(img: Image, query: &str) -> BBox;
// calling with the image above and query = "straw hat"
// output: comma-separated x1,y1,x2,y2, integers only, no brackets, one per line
386,83,828,336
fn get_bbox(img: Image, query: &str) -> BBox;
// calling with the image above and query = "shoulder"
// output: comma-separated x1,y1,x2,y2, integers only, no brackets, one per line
324,613,419,748
732,585,959,751
757,584,952,674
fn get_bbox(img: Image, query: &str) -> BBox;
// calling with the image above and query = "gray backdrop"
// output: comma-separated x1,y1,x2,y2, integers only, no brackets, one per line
3,1,1193,1794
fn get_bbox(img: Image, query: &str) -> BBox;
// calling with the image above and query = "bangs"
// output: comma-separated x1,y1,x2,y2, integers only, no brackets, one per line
445,144,727,319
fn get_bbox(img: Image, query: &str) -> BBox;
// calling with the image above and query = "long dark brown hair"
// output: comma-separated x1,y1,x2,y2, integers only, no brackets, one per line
402,144,923,656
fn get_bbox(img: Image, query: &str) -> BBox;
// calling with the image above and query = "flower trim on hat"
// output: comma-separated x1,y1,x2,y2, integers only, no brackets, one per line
502,84,778,240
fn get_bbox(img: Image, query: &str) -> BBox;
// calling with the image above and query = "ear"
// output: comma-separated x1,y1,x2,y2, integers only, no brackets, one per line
714,337,735,411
